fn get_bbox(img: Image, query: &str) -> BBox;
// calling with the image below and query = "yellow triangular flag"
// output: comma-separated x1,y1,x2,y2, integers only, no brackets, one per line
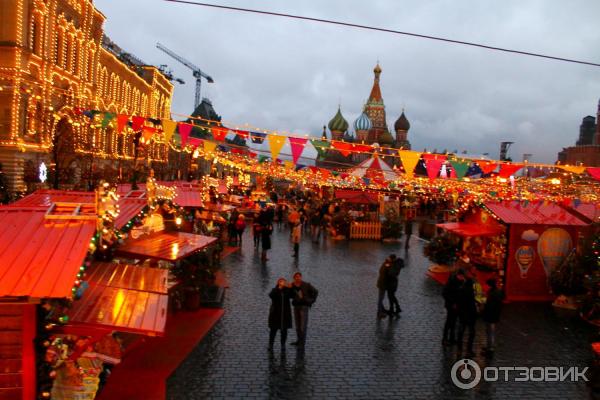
162,119,177,142
268,134,286,161
559,165,586,174
399,150,421,179
204,140,217,154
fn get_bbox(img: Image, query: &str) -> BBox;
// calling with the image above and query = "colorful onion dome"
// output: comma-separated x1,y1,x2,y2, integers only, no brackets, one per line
328,107,349,132
394,111,410,131
353,112,372,132
378,130,395,145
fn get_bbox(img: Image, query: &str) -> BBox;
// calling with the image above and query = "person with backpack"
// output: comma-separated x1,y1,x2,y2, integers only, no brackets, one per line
289,272,318,348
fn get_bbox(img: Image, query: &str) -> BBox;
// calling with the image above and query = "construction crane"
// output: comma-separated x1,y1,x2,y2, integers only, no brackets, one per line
156,42,214,109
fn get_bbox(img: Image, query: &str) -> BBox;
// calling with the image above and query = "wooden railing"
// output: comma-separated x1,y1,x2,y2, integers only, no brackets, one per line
350,221,381,240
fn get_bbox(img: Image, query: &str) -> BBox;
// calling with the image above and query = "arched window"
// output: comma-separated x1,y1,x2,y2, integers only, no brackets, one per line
87,49,94,81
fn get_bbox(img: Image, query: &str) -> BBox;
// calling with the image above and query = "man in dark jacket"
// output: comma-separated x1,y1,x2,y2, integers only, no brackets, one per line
456,270,478,356
442,269,462,346
376,259,392,319
482,278,504,357
290,272,318,348
268,278,293,352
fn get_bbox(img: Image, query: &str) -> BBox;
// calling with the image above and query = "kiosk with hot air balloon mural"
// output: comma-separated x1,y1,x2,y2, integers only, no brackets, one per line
437,200,589,301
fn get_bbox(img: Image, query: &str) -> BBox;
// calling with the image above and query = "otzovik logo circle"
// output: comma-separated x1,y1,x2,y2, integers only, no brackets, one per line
451,359,482,389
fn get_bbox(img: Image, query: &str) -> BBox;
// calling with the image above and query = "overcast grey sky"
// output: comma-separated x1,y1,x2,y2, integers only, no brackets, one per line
95,0,600,164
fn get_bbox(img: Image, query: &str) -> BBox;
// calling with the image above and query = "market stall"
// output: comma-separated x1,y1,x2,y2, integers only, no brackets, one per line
436,200,589,301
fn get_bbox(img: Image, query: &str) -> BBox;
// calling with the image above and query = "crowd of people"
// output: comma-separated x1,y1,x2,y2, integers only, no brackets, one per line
442,260,504,357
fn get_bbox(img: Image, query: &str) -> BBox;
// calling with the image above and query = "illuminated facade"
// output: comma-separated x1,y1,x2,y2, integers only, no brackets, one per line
0,0,173,192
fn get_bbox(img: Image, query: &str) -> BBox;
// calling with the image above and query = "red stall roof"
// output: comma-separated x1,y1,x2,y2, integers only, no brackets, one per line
436,222,504,237
485,201,587,226
115,197,146,229
10,189,94,207
116,232,218,261
174,188,204,208
67,283,167,336
85,262,168,294
0,208,96,298
334,190,379,204
567,202,600,224
12,189,146,230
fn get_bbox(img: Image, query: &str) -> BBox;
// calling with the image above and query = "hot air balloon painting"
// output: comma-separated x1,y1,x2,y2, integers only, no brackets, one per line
515,245,535,278
537,228,572,277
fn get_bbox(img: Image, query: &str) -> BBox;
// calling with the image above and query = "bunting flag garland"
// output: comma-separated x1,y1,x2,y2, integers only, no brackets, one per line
498,163,523,178
250,131,266,144
234,129,249,140
288,137,308,164
203,140,217,154
351,143,374,153
211,126,228,141
141,126,155,142
398,150,421,179
559,165,586,174
425,158,445,181
101,112,115,128
440,164,448,179
161,119,177,142
478,161,498,175
117,114,130,133
258,155,269,163
188,137,202,148
310,140,330,158
331,141,353,157
132,116,145,131
267,134,286,161
587,167,600,181
178,122,193,146
449,160,470,179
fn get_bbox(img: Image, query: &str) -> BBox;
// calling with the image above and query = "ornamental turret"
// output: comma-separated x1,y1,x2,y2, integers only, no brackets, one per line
328,107,349,141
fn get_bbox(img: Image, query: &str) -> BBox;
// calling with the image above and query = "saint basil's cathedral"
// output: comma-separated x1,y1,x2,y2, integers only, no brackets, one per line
316,63,411,168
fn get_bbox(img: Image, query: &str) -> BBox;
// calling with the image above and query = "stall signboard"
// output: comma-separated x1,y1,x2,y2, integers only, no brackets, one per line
505,225,578,301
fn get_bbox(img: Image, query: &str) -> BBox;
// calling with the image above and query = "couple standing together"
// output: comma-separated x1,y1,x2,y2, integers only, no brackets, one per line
268,272,319,352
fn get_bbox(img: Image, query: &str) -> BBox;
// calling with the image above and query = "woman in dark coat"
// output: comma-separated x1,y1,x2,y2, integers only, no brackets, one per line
260,222,273,262
268,278,293,352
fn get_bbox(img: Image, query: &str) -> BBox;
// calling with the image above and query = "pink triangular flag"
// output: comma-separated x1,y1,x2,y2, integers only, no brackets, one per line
288,137,308,164
178,123,193,145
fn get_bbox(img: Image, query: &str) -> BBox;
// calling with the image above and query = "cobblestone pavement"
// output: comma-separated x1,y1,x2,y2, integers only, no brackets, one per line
167,226,596,400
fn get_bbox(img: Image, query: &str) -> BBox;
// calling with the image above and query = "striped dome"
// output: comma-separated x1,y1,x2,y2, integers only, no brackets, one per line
353,112,372,132
328,107,349,132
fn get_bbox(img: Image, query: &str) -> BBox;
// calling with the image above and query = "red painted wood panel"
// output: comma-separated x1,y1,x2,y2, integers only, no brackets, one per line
117,232,217,261
87,263,168,294
68,284,167,336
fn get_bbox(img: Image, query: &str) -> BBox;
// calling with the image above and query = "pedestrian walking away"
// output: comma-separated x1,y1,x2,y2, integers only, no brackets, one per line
386,254,403,316
268,278,293,352
376,258,393,319
290,272,318,348
455,269,478,357
442,269,461,346
481,278,504,357
291,221,301,258
404,217,413,249
260,222,273,262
